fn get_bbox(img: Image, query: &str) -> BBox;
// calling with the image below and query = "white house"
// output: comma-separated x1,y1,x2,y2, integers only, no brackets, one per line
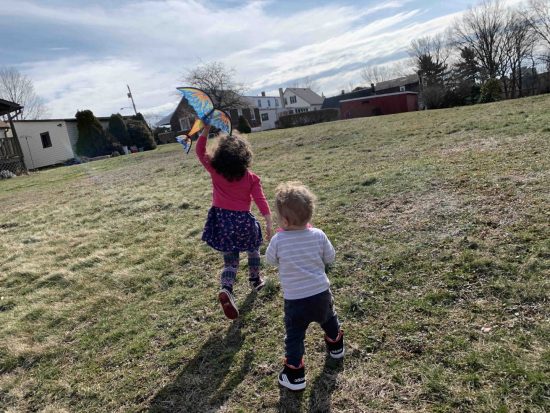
13,117,113,170
244,92,285,130
278,88,324,114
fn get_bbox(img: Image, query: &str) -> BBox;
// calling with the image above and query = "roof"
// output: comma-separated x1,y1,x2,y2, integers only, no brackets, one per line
286,88,324,105
340,91,418,104
0,98,23,116
376,74,419,91
157,112,174,126
322,87,374,109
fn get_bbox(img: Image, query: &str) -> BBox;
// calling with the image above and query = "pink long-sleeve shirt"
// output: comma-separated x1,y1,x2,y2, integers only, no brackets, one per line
196,134,271,216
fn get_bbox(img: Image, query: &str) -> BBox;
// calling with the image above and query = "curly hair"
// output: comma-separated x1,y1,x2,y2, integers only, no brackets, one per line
209,135,252,181
275,181,316,226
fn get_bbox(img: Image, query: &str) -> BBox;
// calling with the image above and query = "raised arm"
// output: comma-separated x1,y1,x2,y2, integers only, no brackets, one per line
195,125,214,173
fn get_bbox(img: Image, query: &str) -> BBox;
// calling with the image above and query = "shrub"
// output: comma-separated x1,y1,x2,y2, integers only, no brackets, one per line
479,78,501,103
108,113,131,146
237,115,251,133
75,110,111,157
277,109,339,129
127,120,157,150
422,85,446,109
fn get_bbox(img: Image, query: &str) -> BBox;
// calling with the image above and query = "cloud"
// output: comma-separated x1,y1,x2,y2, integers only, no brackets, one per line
0,0,513,118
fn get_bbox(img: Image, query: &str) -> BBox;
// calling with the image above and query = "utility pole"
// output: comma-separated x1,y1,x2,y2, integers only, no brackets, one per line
127,85,138,115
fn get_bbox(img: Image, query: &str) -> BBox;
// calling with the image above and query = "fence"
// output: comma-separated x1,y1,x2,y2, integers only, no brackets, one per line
0,136,26,175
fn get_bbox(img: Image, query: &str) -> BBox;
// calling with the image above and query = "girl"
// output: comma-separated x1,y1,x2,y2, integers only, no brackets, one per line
196,124,272,320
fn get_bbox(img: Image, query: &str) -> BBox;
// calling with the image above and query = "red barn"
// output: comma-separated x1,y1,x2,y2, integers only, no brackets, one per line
340,91,418,120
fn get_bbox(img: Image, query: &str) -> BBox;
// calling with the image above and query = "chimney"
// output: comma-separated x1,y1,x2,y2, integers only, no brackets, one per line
341,90,345,95
261,91,266,97
279,88,285,108
371,83,375,94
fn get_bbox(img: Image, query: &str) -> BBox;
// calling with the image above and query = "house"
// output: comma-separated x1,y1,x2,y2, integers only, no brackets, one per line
156,99,197,139
0,98,26,174
321,86,375,115
278,88,324,114
157,92,262,137
375,74,420,94
339,91,418,120
243,92,285,130
13,116,129,170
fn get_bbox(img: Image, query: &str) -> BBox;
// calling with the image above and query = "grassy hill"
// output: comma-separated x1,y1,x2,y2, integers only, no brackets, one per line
1,95,548,412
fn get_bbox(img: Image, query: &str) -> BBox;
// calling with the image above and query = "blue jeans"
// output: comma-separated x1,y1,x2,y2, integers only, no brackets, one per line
284,289,340,367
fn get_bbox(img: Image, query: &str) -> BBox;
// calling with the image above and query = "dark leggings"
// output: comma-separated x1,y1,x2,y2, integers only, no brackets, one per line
220,250,261,290
284,289,340,367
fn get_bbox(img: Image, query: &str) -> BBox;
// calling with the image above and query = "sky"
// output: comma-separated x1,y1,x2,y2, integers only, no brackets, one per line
0,0,523,121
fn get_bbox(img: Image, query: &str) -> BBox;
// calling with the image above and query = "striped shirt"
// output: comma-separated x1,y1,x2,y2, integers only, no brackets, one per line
266,228,335,300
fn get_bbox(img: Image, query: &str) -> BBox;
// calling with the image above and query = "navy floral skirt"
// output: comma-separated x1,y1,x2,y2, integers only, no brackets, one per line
202,207,263,253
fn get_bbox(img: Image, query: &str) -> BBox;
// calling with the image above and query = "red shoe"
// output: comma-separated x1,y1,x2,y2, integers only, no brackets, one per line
219,288,239,320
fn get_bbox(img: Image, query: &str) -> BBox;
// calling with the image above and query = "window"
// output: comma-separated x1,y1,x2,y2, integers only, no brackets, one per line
40,132,52,148
179,117,191,131
284,98,288,105
261,113,269,121
258,99,262,108
399,86,406,92
290,96,297,104
267,99,271,107
296,108,309,113
275,99,279,107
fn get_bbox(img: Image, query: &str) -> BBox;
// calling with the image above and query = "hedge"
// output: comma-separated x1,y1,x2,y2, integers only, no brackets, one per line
277,109,339,129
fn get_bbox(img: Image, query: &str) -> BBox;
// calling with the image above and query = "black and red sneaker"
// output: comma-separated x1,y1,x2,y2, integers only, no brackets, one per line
325,330,345,359
249,277,265,292
278,359,306,391
218,288,239,320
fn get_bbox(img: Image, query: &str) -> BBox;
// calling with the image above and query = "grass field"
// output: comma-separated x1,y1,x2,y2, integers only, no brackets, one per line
1,95,549,412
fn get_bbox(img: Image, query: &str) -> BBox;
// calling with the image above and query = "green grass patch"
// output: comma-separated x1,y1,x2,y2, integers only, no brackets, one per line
0,95,549,411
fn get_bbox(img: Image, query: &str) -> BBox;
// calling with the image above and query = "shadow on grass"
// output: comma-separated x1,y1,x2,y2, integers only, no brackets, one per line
148,292,257,412
277,355,344,413
307,356,344,412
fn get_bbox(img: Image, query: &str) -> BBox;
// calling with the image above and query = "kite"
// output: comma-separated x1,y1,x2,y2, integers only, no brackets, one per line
175,87,233,153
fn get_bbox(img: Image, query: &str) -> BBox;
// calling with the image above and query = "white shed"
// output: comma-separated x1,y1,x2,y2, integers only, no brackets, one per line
14,120,77,170
13,117,114,170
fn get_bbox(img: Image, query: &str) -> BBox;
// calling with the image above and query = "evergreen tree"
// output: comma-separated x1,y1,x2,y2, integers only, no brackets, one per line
127,120,157,150
449,47,482,105
479,78,502,103
418,54,447,87
75,110,111,157
108,113,131,146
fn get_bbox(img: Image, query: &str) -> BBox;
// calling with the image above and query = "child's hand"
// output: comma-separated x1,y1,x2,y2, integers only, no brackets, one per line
264,214,273,241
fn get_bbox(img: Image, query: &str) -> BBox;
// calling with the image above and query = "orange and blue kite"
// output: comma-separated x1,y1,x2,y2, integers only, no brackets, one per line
175,87,233,153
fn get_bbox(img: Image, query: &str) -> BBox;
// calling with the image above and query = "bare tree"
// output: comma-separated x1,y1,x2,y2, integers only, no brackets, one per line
183,61,247,111
527,0,550,48
361,61,416,85
501,10,537,97
290,76,320,92
360,65,394,85
452,0,507,80
0,67,47,120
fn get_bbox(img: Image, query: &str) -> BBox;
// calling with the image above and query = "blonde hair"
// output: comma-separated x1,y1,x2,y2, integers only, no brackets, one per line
275,181,316,226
